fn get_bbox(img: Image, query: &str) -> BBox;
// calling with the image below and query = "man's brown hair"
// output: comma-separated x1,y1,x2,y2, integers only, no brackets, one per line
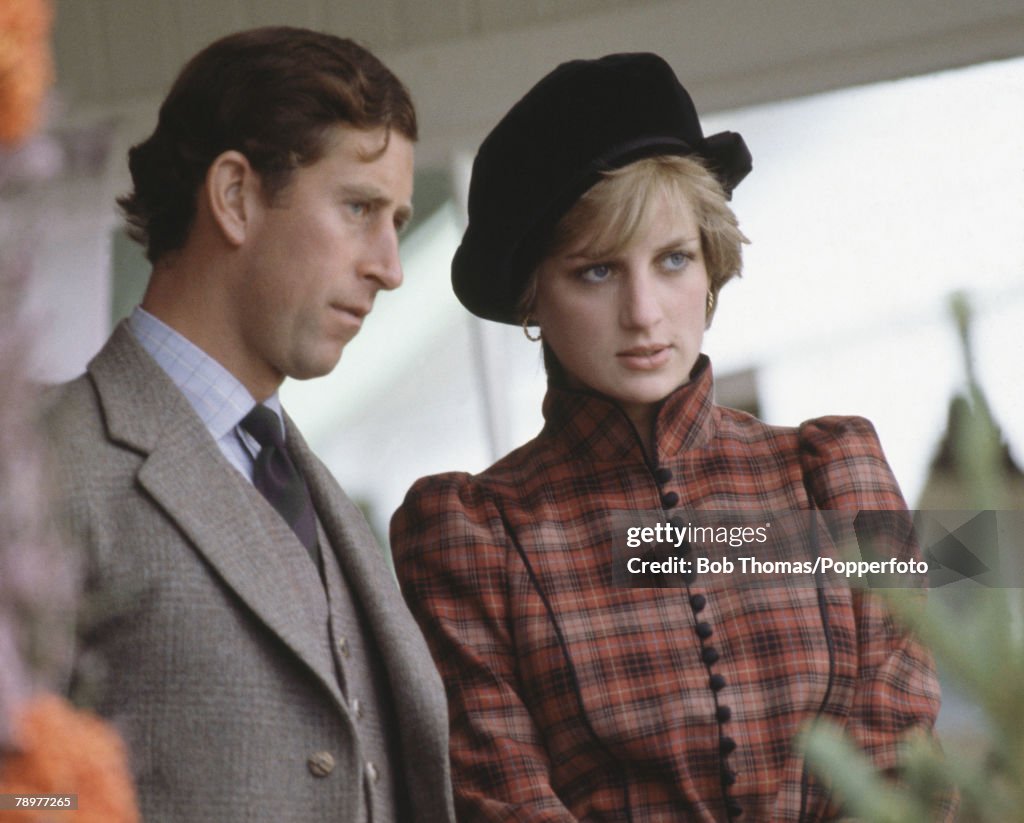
119,26,417,263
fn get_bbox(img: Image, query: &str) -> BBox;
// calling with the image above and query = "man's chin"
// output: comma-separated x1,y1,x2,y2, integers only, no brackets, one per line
287,350,346,382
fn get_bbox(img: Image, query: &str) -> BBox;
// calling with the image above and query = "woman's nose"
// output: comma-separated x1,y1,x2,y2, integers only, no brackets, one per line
619,269,661,329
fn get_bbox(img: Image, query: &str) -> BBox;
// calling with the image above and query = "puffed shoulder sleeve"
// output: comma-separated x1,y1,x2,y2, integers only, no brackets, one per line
798,415,907,510
799,417,957,819
390,474,578,822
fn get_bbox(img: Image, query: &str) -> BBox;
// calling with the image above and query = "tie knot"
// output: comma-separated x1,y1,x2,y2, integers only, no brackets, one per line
240,404,284,449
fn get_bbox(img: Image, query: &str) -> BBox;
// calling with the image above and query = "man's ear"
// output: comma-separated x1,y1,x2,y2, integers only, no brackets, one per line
205,150,259,247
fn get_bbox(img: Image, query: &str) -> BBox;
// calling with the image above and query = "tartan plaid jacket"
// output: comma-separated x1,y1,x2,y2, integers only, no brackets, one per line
391,356,946,822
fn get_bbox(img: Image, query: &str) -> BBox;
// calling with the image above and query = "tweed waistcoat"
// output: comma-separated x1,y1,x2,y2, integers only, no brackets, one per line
316,516,403,823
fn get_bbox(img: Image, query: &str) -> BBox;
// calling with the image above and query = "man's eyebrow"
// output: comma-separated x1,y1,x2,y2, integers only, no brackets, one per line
338,183,387,203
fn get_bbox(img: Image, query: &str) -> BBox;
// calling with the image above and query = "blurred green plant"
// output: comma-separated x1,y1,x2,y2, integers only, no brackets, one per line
799,291,1024,821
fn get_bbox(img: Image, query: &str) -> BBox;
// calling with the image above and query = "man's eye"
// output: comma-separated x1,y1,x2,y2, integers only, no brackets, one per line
347,201,369,217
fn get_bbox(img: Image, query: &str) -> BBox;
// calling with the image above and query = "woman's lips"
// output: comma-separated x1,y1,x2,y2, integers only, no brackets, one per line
617,344,672,370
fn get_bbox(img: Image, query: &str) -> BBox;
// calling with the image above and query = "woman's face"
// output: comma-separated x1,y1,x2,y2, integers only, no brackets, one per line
533,189,708,425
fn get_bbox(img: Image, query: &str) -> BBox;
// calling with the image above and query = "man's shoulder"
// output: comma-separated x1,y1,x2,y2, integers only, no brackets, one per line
40,327,156,457
40,371,103,444
42,324,186,449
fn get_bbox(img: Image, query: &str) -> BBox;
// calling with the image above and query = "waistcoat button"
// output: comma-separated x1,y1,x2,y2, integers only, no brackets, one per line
307,751,336,777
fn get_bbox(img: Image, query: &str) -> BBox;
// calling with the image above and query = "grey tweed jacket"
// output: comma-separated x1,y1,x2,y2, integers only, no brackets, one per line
43,322,454,823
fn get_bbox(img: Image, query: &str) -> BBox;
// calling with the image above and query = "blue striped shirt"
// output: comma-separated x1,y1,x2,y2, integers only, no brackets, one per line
128,306,284,483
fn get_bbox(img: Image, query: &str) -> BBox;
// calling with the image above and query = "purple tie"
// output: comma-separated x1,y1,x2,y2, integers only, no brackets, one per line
240,405,319,567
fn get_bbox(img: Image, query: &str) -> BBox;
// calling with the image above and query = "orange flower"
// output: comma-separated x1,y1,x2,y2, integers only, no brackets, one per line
0,694,138,823
0,0,55,146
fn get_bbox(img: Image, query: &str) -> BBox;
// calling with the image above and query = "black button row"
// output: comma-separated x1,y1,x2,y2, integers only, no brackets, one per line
656,464,739,817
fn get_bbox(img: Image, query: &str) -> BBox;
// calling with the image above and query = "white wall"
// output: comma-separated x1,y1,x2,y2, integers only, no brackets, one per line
283,56,1024,538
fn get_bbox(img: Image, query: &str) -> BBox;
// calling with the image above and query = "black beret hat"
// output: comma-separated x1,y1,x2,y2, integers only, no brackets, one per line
452,52,752,325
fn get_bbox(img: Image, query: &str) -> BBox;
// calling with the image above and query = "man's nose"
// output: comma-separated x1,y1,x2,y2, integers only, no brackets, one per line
364,223,404,291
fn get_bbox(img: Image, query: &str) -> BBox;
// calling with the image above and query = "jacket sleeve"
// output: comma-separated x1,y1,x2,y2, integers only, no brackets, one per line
799,416,956,820
391,473,579,822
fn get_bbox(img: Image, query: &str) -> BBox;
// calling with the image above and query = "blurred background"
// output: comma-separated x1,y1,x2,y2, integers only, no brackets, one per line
9,0,1021,536
4,0,1024,754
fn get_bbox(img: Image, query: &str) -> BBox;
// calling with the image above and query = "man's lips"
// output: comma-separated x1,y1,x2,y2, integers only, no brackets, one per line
331,303,371,321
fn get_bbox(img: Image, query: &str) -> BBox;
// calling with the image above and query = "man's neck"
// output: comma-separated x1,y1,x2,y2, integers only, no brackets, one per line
141,259,281,402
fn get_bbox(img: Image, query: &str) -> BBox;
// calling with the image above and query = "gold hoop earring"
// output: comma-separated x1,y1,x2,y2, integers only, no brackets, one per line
706,290,715,316
522,316,542,342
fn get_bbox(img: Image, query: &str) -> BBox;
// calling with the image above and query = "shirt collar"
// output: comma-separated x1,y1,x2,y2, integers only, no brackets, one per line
540,354,717,465
127,306,283,440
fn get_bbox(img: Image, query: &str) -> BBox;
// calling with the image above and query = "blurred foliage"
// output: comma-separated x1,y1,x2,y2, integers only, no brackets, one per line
0,0,54,147
800,292,1024,821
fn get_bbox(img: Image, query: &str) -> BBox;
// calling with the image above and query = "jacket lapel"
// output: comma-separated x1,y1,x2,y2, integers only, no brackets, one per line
88,324,345,709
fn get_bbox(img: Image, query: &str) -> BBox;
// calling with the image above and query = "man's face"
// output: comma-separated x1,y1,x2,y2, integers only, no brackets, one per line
232,125,414,398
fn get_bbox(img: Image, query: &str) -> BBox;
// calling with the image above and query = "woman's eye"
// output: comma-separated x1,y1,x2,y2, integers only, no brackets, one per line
579,264,612,283
662,251,691,271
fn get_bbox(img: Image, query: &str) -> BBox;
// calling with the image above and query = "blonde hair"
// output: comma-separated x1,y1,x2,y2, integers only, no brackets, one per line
519,155,748,325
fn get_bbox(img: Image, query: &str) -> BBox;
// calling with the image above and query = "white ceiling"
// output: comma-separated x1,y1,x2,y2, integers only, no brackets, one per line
52,0,1024,169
